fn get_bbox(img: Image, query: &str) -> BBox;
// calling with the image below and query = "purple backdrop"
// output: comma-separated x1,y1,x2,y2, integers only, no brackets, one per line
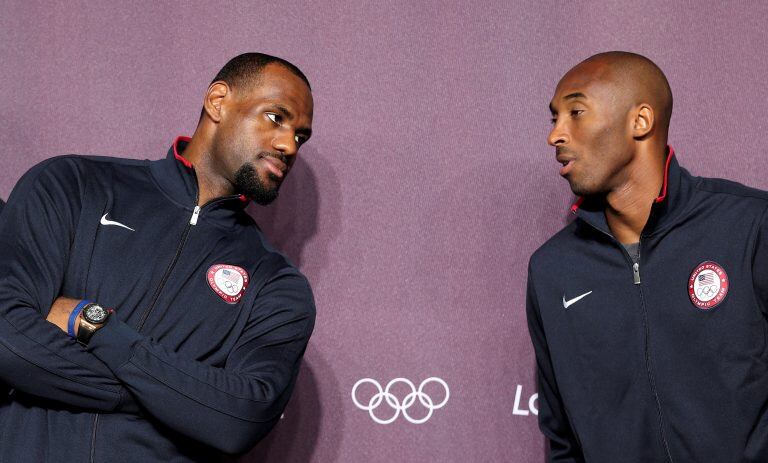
2,1,768,461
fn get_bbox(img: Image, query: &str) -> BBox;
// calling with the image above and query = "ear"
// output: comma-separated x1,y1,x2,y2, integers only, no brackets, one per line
202,82,229,123
632,104,654,139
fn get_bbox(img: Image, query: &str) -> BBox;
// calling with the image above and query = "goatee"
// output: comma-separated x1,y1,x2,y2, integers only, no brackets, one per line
233,163,280,205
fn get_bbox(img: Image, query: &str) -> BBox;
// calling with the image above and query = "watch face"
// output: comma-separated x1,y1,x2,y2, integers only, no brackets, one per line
83,304,109,324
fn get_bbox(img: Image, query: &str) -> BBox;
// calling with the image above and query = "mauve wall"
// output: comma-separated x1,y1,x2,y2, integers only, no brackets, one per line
2,1,767,461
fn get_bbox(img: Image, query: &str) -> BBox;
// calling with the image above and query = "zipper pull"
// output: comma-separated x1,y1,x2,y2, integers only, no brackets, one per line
189,206,201,225
633,262,641,285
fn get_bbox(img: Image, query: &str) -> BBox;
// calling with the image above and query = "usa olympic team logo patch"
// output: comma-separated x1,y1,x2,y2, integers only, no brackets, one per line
207,264,249,304
688,261,729,309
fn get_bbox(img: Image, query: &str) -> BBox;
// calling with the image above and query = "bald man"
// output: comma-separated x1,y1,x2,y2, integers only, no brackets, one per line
527,51,768,462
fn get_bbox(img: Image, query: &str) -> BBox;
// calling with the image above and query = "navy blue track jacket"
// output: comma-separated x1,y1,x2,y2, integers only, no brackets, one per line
0,138,315,462
527,150,768,462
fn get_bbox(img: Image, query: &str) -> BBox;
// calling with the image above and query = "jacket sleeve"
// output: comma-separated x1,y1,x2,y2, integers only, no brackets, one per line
0,196,7,401
86,267,315,454
0,196,5,399
752,206,768,313
526,264,585,463
0,158,132,412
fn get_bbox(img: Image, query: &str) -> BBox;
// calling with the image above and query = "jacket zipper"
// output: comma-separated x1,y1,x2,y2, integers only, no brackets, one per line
621,241,674,463
583,219,674,461
89,413,100,463
136,205,201,332
89,205,201,462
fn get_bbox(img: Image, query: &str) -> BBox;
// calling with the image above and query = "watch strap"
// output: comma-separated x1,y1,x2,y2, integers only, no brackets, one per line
67,300,92,338
76,306,112,346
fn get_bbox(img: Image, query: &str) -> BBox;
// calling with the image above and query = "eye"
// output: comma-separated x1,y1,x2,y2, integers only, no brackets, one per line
570,109,584,118
294,135,308,146
266,113,282,125
550,117,557,125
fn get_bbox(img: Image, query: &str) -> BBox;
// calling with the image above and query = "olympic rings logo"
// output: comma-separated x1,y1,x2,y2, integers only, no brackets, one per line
351,377,450,424
697,285,718,297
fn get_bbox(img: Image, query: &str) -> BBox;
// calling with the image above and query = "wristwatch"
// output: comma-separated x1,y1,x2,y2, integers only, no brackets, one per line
76,303,111,346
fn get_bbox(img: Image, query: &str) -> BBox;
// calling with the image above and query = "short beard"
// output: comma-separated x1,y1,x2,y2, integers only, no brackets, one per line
233,163,280,205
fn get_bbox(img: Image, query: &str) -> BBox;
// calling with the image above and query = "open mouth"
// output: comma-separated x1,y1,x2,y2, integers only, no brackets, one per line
559,159,575,176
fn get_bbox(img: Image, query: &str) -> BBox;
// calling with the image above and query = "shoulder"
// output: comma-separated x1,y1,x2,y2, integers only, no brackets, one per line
695,175,768,204
70,154,150,177
242,229,315,311
21,154,149,184
529,219,579,275
250,250,316,325
684,173,768,225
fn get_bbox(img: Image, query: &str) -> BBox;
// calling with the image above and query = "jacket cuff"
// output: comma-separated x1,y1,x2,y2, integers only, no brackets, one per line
86,316,143,371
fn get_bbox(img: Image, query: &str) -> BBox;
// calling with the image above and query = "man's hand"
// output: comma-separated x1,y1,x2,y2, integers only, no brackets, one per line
46,296,82,335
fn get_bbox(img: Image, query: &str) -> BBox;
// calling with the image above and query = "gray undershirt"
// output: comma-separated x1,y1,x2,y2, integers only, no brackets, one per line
623,242,640,264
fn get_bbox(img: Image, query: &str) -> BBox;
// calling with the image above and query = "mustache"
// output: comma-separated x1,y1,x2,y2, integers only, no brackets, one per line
555,146,573,156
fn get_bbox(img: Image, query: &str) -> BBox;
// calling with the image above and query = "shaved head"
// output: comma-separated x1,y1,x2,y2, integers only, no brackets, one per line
548,51,674,198
568,51,673,137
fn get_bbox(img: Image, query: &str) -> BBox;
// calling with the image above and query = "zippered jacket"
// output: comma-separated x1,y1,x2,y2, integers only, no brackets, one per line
527,150,768,462
0,138,315,462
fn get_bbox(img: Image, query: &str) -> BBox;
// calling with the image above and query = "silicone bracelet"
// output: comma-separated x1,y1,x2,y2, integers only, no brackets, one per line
67,300,92,338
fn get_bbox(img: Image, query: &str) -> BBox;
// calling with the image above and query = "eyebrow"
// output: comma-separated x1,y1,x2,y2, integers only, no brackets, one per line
271,104,294,120
549,92,588,113
564,92,587,100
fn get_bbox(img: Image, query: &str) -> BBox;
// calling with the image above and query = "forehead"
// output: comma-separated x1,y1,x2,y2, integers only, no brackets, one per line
237,64,314,120
551,60,616,106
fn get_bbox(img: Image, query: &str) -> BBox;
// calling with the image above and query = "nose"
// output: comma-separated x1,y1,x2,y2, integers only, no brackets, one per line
548,122,569,147
271,131,298,157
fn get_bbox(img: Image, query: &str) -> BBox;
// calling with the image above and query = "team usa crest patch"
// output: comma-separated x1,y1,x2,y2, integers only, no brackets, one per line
207,264,249,304
688,261,729,309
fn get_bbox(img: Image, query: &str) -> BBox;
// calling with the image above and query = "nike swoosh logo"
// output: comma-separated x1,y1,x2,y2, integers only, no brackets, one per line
100,213,135,232
563,291,592,309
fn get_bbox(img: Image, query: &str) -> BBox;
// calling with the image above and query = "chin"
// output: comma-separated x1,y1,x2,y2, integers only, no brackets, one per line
566,170,607,197
233,164,280,205
567,179,597,197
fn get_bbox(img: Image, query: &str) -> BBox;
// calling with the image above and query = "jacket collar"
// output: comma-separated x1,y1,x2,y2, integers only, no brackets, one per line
150,137,249,226
572,146,694,239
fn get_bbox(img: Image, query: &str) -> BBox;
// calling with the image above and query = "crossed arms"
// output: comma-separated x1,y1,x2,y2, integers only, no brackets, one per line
0,158,315,454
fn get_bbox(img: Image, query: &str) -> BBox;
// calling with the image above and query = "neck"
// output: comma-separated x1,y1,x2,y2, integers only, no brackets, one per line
179,127,235,206
604,143,667,244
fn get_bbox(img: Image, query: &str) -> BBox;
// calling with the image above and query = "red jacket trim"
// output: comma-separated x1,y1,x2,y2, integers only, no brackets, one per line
172,136,193,168
569,145,676,213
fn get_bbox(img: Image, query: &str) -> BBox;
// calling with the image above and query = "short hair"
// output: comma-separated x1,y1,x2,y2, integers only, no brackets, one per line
211,52,311,91
199,53,311,121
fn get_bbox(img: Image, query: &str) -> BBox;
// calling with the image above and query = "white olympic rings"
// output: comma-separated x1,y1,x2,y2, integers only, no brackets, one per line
351,377,450,424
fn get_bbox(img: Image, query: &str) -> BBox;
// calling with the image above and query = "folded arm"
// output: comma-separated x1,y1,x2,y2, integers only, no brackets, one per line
0,157,133,412
49,267,315,454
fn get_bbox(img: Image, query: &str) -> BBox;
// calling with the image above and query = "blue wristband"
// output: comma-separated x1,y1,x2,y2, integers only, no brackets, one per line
67,300,92,338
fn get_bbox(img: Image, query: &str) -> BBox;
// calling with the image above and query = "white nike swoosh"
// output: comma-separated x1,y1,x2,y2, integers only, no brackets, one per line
562,291,593,309
100,213,135,232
